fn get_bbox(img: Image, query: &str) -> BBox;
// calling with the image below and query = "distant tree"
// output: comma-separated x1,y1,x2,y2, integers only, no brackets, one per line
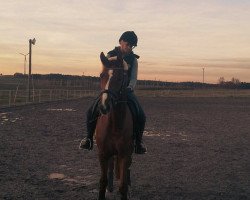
231,77,240,85
14,73,24,77
33,74,42,79
218,77,225,85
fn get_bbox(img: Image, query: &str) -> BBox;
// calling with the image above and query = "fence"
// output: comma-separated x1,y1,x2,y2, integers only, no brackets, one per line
135,89,250,97
0,89,98,108
1,88,250,108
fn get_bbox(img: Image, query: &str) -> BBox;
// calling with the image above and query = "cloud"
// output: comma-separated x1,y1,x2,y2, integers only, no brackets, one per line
0,0,250,82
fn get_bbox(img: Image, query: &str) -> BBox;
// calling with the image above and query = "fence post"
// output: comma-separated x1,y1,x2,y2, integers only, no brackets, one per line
33,89,35,102
9,90,11,106
14,84,20,105
39,90,41,102
50,90,52,101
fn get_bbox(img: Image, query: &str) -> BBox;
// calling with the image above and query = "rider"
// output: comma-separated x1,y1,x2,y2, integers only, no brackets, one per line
79,31,147,154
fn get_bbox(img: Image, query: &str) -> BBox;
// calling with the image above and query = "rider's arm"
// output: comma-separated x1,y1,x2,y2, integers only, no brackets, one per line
128,58,138,90
106,53,138,90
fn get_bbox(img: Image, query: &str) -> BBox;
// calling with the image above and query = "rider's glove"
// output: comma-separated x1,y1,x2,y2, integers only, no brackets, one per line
126,87,133,93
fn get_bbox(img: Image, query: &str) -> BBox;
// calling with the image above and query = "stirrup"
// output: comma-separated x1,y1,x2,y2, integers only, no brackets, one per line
79,138,93,150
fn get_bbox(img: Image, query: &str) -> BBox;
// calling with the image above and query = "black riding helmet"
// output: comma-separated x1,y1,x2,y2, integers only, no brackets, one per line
119,31,138,47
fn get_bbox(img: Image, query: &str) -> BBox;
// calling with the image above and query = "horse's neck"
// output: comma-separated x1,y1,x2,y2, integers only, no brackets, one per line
113,103,127,117
112,104,128,129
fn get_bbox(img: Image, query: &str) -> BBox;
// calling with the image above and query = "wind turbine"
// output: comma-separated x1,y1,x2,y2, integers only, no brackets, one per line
19,52,29,75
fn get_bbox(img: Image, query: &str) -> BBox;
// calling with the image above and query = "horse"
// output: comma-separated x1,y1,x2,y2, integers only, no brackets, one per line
95,51,134,200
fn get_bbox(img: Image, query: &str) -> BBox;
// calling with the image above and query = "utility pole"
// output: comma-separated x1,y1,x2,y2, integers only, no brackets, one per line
28,38,36,102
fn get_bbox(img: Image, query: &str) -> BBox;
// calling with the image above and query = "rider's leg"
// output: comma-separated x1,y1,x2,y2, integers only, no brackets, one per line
134,104,147,154
135,105,147,153
127,92,147,154
79,103,99,150
127,100,137,139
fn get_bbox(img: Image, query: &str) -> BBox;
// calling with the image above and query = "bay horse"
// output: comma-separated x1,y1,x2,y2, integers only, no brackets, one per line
95,51,134,200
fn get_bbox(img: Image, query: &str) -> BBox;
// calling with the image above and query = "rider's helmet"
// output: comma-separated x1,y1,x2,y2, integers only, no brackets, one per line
119,31,138,47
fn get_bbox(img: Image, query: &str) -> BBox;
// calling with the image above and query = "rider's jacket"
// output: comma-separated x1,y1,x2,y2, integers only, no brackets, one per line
107,47,139,89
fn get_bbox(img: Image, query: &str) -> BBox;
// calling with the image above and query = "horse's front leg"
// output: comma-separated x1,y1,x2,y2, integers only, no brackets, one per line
118,156,132,200
107,156,114,192
98,154,109,200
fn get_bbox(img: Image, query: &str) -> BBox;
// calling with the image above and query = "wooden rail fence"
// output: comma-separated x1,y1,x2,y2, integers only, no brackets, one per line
0,89,98,108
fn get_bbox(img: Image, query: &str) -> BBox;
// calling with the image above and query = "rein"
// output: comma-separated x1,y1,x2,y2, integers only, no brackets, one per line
99,66,128,105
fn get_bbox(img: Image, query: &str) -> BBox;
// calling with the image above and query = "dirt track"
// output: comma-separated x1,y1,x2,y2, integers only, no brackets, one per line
1,96,250,200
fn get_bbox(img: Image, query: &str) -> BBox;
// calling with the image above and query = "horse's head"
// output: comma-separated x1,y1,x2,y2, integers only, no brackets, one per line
99,51,129,114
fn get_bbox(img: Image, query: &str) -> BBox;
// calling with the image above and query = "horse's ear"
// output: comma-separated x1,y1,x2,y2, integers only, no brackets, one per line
100,52,111,68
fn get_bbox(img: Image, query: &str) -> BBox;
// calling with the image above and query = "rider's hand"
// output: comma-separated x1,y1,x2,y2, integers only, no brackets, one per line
126,87,133,93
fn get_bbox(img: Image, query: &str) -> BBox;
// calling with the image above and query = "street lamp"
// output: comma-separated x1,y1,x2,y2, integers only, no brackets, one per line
19,53,29,75
28,38,36,102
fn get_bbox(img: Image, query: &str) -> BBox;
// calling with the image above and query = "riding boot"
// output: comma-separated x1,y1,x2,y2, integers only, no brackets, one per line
135,134,147,154
134,123,147,154
79,107,98,150
79,120,96,150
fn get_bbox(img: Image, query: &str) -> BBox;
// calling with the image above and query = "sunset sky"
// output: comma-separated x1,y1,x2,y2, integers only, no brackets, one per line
0,0,249,83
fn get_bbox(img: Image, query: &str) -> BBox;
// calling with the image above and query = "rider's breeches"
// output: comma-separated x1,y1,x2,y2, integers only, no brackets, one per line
127,92,146,143
86,104,98,138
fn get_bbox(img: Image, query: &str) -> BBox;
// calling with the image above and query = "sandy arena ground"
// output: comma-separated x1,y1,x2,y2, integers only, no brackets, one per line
0,96,249,200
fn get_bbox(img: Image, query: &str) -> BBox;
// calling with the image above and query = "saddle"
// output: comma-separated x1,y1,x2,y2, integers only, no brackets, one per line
91,96,140,127
91,95,140,137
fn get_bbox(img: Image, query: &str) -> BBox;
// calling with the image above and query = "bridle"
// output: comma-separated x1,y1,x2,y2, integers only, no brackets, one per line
99,66,128,106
